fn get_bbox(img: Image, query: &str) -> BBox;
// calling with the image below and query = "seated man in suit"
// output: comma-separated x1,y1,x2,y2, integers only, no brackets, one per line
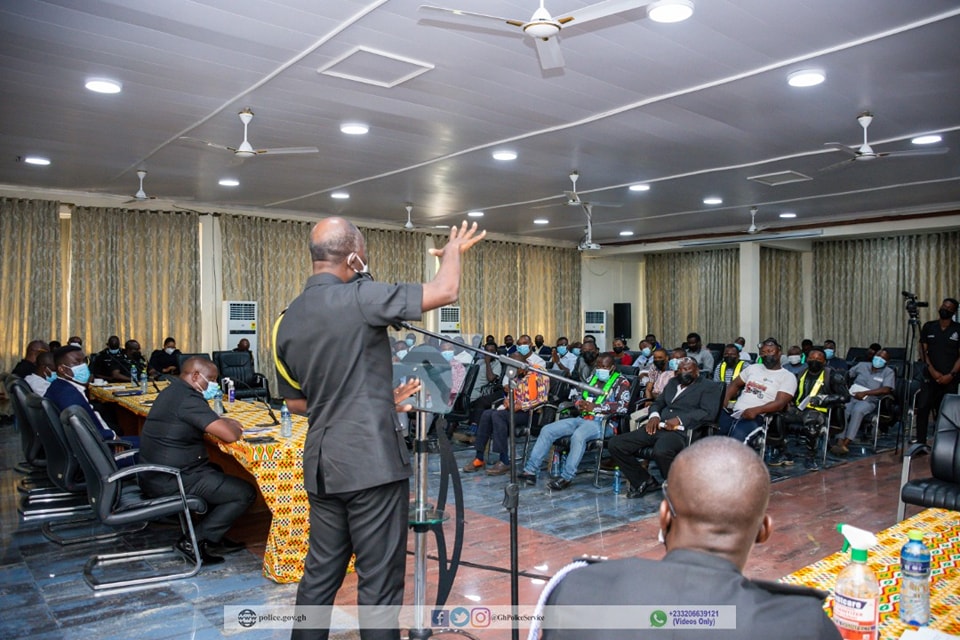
139,356,256,564
608,357,723,497
539,437,840,639
518,353,631,490
831,349,895,455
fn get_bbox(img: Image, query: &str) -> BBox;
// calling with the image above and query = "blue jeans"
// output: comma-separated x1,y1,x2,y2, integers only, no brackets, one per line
523,417,612,481
718,411,764,444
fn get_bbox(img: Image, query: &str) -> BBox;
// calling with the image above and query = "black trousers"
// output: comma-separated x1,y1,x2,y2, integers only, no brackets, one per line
914,378,959,442
608,428,686,487
293,477,409,640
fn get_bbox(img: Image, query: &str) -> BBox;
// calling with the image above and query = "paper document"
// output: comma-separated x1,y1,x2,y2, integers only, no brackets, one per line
849,383,870,395
798,396,811,410
900,629,959,640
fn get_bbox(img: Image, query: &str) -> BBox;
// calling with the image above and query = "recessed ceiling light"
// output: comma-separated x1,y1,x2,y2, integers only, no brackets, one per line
533,218,549,225
23,156,51,166
331,191,350,200
912,134,942,145
467,210,484,218
619,231,635,236
492,150,517,161
629,184,650,192
787,69,825,87
218,178,240,187
85,78,123,94
340,122,369,135
703,196,723,205
647,0,694,23
779,212,797,219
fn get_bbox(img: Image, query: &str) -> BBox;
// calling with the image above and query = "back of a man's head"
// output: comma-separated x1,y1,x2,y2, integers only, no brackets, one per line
663,437,771,571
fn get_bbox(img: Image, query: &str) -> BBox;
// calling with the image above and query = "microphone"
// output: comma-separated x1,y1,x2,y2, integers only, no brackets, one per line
153,380,162,394
230,377,280,427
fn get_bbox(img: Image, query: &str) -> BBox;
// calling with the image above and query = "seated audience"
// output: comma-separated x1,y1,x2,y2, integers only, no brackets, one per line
518,353,631,490
573,340,599,383
24,351,56,396
719,338,796,445
67,335,83,347
713,344,746,385
611,338,633,366
93,335,123,380
783,345,806,375
463,341,505,427
831,349,895,455
609,358,722,498
439,341,466,404
781,348,847,468
547,337,577,376
861,342,883,363
139,357,256,564
12,339,48,377
48,340,62,351
498,334,516,356
685,332,714,373
540,438,840,640
822,339,849,372
534,334,552,358
644,348,675,402
800,338,814,362
734,336,753,362
149,336,181,376
633,340,653,369
645,333,662,351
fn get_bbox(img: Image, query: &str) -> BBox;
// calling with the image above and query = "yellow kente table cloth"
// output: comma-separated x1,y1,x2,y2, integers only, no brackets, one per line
781,508,960,639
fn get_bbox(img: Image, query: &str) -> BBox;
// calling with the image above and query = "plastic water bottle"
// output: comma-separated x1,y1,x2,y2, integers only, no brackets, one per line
900,529,931,626
213,388,224,415
560,452,567,474
130,365,139,385
280,401,293,438
139,366,148,394
550,451,561,478
613,467,622,494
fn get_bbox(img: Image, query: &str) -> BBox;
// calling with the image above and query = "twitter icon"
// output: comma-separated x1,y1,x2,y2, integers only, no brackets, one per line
450,607,470,627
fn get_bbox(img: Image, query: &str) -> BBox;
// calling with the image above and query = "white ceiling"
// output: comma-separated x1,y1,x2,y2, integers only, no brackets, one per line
2,0,959,247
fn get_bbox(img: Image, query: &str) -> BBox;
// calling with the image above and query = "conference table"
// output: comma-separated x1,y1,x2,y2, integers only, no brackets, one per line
89,382,313,583
781,508,960,639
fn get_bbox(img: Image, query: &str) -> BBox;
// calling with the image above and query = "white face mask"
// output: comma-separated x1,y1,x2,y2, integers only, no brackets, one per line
165,347,176,355
787,355,801,365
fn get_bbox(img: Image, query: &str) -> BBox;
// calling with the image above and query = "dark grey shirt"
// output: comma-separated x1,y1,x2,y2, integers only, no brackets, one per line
275,272,423,494
140,377,218,469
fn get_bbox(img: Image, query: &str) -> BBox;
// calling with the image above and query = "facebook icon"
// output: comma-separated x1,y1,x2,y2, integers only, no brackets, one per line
431,609,449,627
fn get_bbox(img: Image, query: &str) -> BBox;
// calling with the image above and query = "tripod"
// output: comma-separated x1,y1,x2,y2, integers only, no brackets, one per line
897,313,921,454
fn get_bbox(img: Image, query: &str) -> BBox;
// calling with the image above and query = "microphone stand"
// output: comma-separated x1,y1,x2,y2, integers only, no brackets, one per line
398,322,601,640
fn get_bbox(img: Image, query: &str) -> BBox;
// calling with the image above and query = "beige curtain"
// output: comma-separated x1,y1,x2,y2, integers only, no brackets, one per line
644,248,739,348
760,247,803,348
70,206,200,357
813,231,960,352
0,198,62,372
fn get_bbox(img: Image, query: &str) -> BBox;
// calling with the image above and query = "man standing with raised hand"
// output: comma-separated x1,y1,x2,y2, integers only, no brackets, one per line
276,218,484,640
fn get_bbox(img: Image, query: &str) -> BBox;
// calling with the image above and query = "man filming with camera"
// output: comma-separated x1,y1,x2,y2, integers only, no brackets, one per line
915,297,960,444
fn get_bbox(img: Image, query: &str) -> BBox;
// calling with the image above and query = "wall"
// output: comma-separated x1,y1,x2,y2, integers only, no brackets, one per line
580,255,642,351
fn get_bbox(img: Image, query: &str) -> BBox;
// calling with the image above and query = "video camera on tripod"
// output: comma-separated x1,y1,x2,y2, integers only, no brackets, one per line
902,290,929,324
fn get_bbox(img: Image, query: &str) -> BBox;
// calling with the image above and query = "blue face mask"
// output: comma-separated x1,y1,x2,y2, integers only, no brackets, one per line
395,349,408,360
824,348,835,360
45,372,58,383
872,356,886,369
517,344,531,356
405,338,415,347
441,350,455,362
595,368,611,382
557,346,568,356
198,374,220,401
571,348,581,357
668,358,680,371
108,348,120,355
641,347,652,357
735,343,743,352
70,363,91,384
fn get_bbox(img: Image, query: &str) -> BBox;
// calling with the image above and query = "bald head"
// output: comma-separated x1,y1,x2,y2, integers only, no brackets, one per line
661,438,772,570
181,356,216,379
310,217,364,264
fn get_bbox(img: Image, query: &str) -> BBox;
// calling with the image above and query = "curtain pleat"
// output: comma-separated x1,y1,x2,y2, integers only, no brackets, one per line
0,198,62,372
760,248,803,347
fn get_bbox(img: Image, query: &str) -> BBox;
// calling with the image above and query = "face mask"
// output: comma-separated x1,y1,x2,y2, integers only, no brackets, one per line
165,347,176,355
806,360,824,374
441,351,455,362
658,528,666,545
45,372,58,383
595,368,611,382
613,346,624,354
557,346,568,356
641,347,651,357
108,348,120,355
872,356,886,369
824,349,835,360
583,351,598,364
653,359,666,371
939,308,954,320
761,354,778,368
405,338,415,347
668,358,679,371
129,351,142,360
571,348,581,357
724,356,739,367
198,375,220,401
735,343,743,352
678,372,695,385
68,342,81,348
349,253,371,279
687,344,700,353
396,349,408,360
517,344,531,356
535,340,543,347
70,363,91,384
787,355,802,365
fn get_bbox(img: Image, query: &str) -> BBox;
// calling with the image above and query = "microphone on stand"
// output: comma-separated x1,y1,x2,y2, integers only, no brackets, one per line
230,377,280,427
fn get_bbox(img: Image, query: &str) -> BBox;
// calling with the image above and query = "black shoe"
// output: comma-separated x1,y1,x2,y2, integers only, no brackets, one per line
208,536,246,554
176,536,225,565
626,478,661,499
547,478,572,491
517,472,537,486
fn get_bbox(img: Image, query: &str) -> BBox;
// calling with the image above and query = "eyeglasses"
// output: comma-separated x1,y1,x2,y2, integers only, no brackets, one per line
661,480,678,518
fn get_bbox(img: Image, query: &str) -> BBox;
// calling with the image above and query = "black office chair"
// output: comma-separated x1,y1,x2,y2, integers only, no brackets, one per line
61,406,208,590
177,352,211,369
897,394,960,521
212,350,270,401
844,347,869,365
4,377,47,478
437,364,480,439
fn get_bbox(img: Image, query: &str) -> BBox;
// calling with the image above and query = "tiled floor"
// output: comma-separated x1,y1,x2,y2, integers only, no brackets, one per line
0,420,926,639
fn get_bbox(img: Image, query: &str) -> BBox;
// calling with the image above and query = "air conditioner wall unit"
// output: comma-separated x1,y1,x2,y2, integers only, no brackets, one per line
438,305,461,334
583,309,607,352
222,301,258,355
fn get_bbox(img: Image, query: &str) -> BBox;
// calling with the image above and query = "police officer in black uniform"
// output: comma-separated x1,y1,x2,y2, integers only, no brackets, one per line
915,297,960,443
275,217,484,640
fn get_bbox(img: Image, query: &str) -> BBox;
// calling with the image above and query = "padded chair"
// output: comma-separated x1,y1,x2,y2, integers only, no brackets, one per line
435,364,480,440
4,377,47,477
844,347,869,365
212,350,270,401
177,352,211,368
897,394,960,521
61,406,208,590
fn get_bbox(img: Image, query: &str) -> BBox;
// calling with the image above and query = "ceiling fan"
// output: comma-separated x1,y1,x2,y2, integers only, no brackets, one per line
537,170,622,209
746,206,768,235
578,203,602,251
402,203,449,231
123,170,156,203
179,108,319,158
419,0,687,71
820,112,949,172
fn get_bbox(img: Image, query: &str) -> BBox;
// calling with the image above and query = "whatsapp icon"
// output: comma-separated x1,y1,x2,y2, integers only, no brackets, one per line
649,610,668,628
